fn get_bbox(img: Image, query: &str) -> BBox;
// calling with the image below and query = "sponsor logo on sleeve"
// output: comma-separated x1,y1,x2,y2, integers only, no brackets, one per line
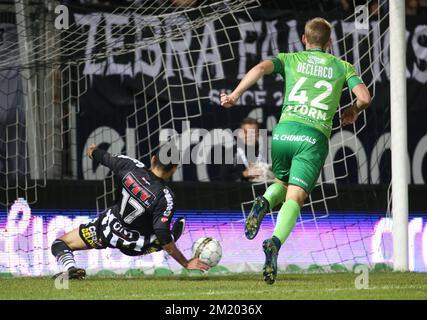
162,188,174,218
161,217,169,223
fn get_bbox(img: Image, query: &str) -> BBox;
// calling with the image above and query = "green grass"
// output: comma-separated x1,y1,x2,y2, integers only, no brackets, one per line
1,272,426,300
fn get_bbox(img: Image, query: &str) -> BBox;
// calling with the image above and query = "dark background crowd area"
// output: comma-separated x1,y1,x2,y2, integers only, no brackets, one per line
62,0,427,16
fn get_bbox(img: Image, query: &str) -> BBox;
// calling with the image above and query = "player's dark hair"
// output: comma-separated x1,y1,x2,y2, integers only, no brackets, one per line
240,117,259,127
152,147,177,172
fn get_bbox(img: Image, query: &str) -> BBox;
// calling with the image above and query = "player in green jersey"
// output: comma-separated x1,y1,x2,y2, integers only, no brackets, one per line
221,17,371,284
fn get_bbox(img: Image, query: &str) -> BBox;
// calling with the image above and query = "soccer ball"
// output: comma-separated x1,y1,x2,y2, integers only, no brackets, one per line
192,237,222,267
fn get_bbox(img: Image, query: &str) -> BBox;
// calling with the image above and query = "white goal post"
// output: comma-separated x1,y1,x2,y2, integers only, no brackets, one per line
390,0,409,271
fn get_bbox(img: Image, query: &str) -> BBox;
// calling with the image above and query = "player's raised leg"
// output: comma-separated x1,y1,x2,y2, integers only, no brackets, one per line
263,185,306,284
51,228,90,280
245,120,297,240
245,180,287,240
261,120,328,284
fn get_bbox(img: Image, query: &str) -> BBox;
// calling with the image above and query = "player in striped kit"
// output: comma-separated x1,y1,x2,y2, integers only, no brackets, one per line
221,17,371,284
51,144,208,279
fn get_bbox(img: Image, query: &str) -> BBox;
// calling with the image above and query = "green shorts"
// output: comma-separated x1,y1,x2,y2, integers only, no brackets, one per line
271,121,329,194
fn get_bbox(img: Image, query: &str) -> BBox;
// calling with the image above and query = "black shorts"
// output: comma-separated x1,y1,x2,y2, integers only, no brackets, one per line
78,209,162,256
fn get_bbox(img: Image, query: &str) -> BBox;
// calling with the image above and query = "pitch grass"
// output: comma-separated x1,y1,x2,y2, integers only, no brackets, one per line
0,272,426,300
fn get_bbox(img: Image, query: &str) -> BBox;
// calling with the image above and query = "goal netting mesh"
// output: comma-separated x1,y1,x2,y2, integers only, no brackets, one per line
0,0,394,276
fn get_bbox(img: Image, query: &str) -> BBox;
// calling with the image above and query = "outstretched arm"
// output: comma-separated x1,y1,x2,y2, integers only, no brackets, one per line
162,241,209,271
87,143,142,174
153,196,209,271
341,83,372,127
221,60,275,108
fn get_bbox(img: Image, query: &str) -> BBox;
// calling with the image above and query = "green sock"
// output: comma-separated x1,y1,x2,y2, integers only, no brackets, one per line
263,183,287,209
272,199,300,244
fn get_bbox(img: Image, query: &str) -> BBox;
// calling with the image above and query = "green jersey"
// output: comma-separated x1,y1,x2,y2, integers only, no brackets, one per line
271,48,364,138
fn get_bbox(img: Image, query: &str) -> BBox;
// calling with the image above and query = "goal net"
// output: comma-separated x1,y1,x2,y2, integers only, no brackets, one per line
0,0,398,276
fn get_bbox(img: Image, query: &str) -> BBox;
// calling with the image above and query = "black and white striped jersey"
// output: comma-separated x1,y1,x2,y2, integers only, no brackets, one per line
92,149,175,247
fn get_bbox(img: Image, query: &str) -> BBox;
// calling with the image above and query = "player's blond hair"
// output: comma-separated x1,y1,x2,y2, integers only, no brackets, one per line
304,17,332,48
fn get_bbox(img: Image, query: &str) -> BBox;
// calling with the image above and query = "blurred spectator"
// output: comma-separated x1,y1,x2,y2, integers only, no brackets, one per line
331,0,357,15
220,118,272,182
406,0,419,15
339,0,351,12
171,0,197,6
369,0,379,17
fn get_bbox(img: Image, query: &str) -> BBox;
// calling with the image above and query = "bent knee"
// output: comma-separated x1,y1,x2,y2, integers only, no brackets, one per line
285,185,307,207
54,228,88,251
51,239,72,257
274,178,288,188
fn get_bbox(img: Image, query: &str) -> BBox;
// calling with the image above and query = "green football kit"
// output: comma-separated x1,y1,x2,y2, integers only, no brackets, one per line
269,48,364,194
249,48,365,254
